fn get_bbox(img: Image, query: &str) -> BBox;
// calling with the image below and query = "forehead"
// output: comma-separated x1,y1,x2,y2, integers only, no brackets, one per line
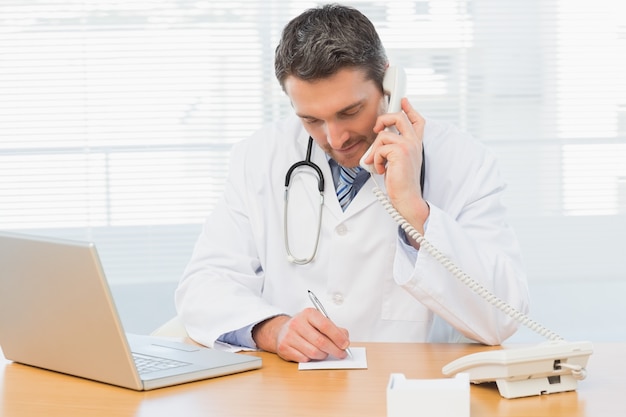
284,68,377,117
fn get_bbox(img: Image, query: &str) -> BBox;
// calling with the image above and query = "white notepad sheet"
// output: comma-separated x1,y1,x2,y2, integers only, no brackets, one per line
298,347,367,370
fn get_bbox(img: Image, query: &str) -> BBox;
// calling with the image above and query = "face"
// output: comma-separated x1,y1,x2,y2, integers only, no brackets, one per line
284,67,385,168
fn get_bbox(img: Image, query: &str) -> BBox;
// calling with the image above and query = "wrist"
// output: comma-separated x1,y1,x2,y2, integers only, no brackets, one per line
251,314,290,352
398,198,429,250
399,197,429,234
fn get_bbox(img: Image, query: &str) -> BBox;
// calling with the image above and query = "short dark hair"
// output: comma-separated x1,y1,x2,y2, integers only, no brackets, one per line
274,3,388,90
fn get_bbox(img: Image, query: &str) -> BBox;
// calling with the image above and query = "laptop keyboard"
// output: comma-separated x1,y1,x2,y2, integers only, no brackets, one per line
132,352,191,375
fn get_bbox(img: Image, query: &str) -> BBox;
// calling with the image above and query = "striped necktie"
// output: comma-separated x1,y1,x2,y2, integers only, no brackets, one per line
337,166,362,211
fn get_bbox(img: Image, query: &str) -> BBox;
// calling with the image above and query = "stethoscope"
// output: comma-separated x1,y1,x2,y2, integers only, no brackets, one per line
283,137,324,265
283,136,425,265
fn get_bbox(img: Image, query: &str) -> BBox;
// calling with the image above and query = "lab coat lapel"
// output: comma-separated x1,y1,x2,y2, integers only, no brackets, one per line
306,142,382,220
344,173,383,217
321,168,381,222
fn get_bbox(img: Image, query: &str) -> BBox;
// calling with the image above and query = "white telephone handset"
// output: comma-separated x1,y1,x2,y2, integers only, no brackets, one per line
363,66,592,399
359,66,407,173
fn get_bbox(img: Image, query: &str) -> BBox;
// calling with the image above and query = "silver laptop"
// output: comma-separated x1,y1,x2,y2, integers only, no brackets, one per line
0,231,261,390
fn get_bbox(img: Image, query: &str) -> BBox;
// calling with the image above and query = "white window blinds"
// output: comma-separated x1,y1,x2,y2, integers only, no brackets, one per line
1,0,625,284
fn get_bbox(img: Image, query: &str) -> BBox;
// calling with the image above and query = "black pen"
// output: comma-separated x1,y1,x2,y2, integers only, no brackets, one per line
307,290,353,358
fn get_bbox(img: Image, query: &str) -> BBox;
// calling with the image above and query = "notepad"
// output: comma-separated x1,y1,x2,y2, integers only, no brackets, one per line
298,347,367,370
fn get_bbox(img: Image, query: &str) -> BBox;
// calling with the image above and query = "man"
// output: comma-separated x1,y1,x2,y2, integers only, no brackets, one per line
176,4,529,363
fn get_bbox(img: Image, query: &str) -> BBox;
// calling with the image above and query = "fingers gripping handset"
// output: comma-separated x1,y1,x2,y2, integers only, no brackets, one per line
359,66,407,173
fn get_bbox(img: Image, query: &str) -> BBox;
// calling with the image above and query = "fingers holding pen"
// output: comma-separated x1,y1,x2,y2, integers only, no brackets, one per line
275,308,350,363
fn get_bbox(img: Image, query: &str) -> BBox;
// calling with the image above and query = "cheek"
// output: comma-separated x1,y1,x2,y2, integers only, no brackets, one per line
301,123,324,142
312,136,331,151
359,107,381,134
303,127,331,150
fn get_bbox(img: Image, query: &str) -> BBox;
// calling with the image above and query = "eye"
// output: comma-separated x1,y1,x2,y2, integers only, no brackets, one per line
340,107,361,118
302,117,321,125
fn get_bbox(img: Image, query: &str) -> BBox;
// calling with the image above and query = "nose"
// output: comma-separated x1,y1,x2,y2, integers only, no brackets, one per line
324,121,349,149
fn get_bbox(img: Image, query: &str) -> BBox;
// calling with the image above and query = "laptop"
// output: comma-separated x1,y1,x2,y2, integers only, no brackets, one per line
0,231,261,390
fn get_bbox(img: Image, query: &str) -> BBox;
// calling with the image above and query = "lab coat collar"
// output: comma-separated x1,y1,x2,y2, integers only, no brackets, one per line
304,142,381,221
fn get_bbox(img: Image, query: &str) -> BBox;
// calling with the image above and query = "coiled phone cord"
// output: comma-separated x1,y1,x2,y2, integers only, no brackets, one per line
371,184,565,343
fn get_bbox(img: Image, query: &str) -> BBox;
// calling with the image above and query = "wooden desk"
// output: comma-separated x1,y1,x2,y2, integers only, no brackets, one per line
1,342,624,417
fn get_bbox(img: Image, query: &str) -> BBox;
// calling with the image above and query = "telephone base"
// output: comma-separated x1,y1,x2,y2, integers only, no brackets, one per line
442,341,593,399
493,374,579,399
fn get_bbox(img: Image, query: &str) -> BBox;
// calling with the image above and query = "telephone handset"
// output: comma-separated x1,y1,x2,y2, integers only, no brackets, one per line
362,66,592,399
359,66,407,174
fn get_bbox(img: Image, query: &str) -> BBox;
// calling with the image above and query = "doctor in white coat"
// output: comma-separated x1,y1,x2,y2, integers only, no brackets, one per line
176,4,529,363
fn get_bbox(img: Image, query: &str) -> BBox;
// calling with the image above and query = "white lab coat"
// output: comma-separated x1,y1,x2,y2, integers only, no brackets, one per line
175,115,529,348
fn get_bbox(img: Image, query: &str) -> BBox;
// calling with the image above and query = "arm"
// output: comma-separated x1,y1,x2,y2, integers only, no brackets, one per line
175,128,351,362
252,311,350,362
365,98,529,344
396,189,529,345
175,141,285,348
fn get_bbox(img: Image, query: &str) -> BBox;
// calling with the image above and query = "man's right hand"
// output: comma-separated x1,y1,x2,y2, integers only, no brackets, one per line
251,308,351,363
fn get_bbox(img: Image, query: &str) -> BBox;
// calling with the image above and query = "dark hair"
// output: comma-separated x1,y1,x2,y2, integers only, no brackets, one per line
274,3,388,90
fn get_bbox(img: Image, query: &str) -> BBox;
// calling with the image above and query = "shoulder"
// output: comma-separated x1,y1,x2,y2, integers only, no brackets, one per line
227,115,308,180
424,118,486,152
422,118,504,205
423,118,496,169
232,114,305,156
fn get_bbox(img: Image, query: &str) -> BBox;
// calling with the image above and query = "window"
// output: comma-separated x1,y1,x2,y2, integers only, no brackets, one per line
1,0,624,284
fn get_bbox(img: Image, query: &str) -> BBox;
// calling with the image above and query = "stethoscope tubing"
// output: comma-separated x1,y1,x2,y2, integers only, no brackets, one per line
283,137,324,264
283,136,425,265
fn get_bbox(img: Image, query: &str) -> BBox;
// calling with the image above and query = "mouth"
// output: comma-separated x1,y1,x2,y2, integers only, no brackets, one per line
332,140,369,167
337,141,362,154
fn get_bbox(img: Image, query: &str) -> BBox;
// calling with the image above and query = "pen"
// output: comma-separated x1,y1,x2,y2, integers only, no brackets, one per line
307,290,353,358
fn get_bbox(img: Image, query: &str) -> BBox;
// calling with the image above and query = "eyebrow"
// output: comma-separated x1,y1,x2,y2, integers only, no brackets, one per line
296,99,365,120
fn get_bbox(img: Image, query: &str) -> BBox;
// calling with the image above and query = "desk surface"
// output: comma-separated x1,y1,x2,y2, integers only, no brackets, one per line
1,342,624,417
